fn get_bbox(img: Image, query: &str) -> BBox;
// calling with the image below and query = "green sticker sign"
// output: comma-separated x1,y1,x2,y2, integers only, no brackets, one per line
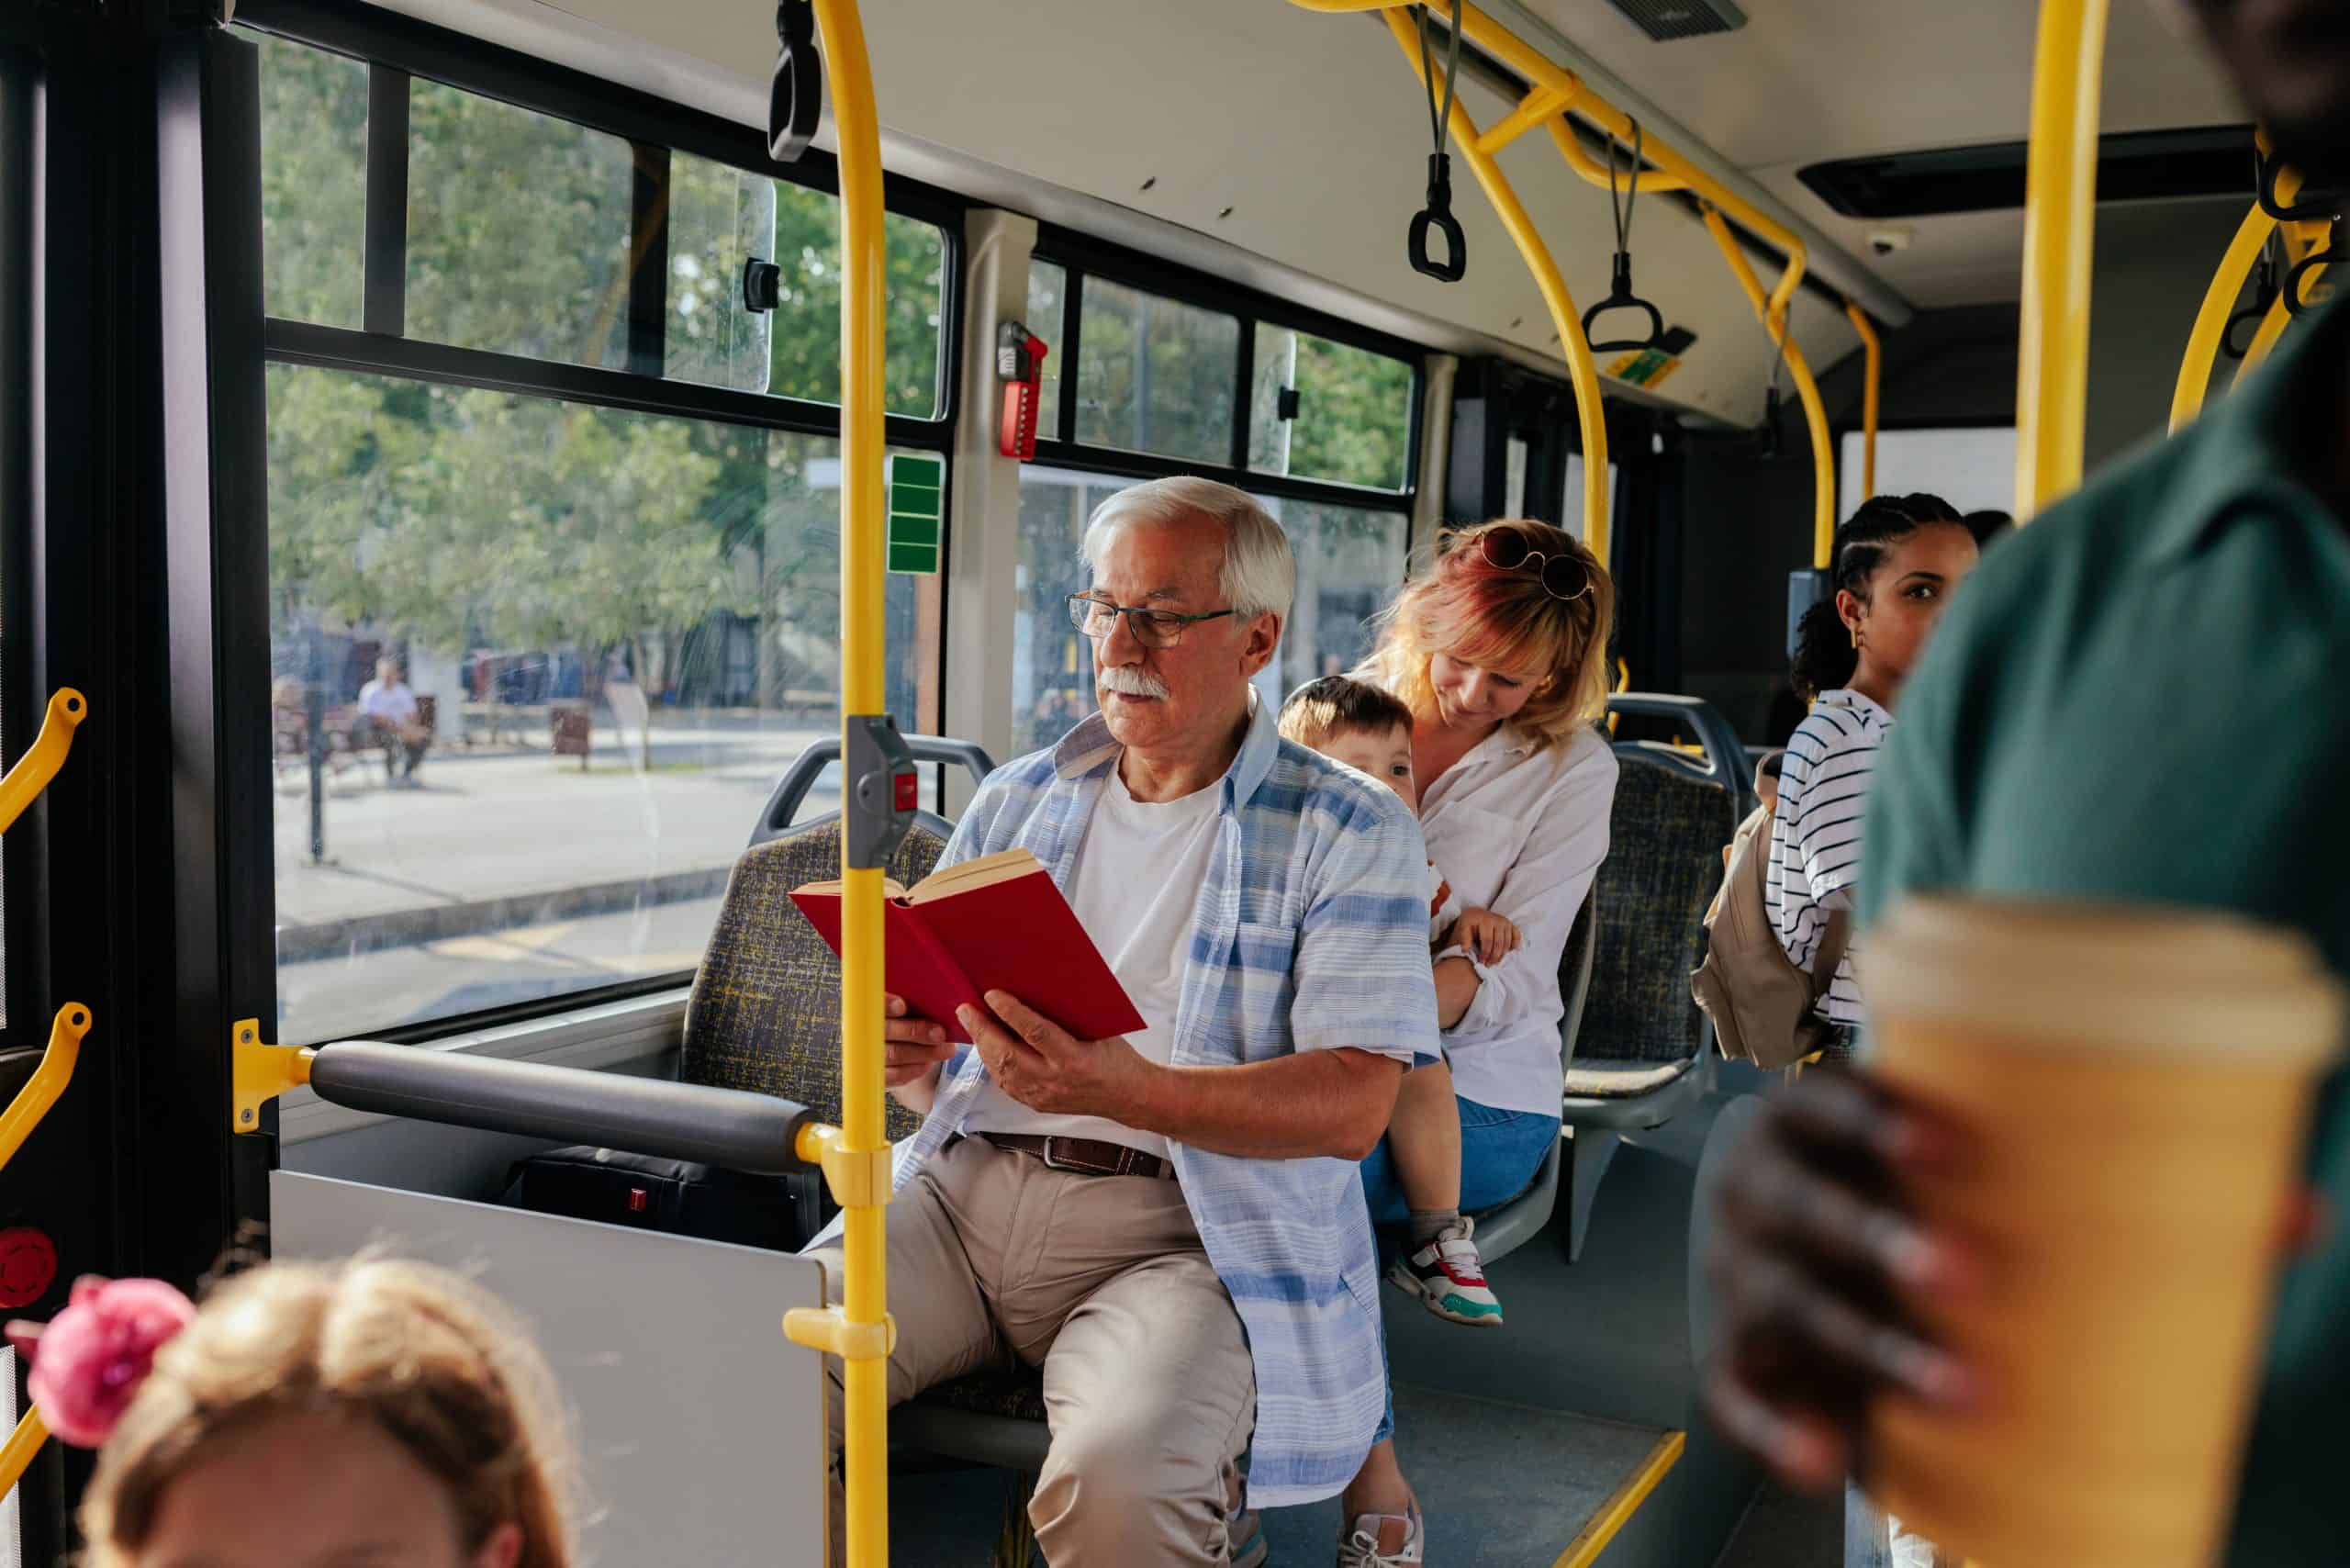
887,454,944,575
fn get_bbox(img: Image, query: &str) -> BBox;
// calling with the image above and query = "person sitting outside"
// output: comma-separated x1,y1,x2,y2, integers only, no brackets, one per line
353,656,431,788
804,476,1438,1566
1278,674,1522,1329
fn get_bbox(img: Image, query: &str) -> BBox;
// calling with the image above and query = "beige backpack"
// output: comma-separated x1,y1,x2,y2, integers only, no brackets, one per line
1691,808,1852,1070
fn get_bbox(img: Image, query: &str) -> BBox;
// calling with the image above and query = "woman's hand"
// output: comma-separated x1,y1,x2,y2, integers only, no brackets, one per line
1704,1070,1982,1490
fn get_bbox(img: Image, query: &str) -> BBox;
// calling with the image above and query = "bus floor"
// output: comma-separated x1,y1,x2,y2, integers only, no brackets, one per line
888,1070,1829,1566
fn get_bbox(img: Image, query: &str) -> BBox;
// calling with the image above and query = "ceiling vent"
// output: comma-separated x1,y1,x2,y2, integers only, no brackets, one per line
1601,0,1747,41
1800,125,2258,218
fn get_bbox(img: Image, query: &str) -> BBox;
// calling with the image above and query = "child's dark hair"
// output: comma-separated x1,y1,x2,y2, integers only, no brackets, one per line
1277,675,1414,750
1790,492,1965,701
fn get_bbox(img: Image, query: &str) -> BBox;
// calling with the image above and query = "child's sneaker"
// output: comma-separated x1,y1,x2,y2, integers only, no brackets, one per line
1386,1217,1503,1327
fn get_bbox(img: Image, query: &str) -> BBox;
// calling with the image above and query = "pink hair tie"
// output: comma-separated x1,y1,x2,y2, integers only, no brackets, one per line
5,1276,196,1448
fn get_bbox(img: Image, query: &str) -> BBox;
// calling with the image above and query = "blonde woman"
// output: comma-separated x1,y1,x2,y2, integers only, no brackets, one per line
1337,519,1618,1567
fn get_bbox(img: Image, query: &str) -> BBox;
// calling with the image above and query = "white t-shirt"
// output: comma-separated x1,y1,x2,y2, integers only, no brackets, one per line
958,766,1222,1159
357,678,419,725
1765,688,1891,1025
1423,722,1618,1115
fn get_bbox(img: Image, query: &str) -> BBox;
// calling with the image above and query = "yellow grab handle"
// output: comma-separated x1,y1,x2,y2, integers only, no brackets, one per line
0,1408,49,1501
0,689,86,837
0,1004,93,1174
2014,0,2109,519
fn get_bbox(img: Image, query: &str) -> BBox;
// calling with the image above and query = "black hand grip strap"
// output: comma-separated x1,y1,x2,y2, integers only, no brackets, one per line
308,1040,819,1174
1409,153,1467,283
767,1,822,163
2223,301,2269,359
1583,254,1666,353
2257,144,2347,224
2284,230,2343,318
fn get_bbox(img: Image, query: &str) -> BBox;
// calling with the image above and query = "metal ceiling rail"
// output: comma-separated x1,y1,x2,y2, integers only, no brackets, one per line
1292,0,1852,566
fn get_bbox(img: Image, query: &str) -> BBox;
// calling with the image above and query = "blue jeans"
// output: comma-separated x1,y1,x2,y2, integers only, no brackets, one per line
1358,1093,1561,1226
1360,1094,1560,1439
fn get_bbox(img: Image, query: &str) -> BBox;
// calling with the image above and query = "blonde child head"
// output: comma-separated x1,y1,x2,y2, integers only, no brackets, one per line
17,1259,575,1568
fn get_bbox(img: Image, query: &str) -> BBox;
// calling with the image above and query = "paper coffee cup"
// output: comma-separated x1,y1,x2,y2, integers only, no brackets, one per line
1860,896,2344,1568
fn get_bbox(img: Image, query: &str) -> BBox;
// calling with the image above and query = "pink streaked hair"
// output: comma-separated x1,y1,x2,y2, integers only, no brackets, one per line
1356,520,1615,752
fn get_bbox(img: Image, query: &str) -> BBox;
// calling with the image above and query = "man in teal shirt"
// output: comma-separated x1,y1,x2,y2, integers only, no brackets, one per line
1703,2,2350,1560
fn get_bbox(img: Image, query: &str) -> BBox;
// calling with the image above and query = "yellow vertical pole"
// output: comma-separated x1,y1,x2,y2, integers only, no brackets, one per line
1702,207,1834,567
1843,301,1879,498
811,3,889,1563
2014,0,2109,519
1378,6,1612,565
2232,269,2322,386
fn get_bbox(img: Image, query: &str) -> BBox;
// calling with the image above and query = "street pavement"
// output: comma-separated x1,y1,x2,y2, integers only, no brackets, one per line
272,714,855,1043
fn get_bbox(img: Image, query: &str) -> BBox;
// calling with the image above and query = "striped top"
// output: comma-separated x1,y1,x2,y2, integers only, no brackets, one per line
883,696,1440,1506
1765,688,1892,1025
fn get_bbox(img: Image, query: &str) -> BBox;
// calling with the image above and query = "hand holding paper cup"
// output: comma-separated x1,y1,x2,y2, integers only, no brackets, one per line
1859,897,2344,1568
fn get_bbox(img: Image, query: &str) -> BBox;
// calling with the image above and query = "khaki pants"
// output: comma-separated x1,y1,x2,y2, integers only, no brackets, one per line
807,1137,1257,1567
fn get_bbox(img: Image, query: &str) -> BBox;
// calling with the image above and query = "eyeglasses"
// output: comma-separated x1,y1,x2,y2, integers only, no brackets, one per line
1460,527,1594,602
1067,594,1238,648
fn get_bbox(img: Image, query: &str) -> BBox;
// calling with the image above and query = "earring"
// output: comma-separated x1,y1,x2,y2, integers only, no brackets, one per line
1848,624,1859,650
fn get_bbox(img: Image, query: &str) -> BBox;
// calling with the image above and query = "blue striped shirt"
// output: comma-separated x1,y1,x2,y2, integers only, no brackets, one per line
900,697,1440,1506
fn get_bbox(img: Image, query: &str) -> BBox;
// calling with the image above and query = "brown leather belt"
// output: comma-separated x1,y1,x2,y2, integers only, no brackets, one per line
977,1132,1174,1180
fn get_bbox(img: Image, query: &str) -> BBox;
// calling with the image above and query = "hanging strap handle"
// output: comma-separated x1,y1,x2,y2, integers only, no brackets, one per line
1582,122,1667,353
767,1,822,162
1407,6,1467,283
2285,217,2344,317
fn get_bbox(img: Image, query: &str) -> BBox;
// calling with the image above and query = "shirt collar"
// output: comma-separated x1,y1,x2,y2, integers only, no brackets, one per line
2152,292,2349,566
1049,688,1276,810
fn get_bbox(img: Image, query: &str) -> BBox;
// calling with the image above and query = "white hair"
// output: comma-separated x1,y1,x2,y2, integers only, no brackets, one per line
1079,476,1295,622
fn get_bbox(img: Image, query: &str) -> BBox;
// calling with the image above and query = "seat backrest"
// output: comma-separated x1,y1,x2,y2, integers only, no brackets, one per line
1577,748,1737,1065
1556,890,1598,1071
680,819,947,1140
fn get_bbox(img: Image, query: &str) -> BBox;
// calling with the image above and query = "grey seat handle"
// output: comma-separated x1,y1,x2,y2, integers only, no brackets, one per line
306,1040,819,1174
1605,693,1753,814
757,734,996,846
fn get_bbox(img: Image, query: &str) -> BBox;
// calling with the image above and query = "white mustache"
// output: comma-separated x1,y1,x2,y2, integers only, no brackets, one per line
1098,666,1169,700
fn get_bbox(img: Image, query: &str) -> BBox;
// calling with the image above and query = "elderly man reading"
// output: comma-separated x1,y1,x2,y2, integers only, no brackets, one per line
807,476,1438,1565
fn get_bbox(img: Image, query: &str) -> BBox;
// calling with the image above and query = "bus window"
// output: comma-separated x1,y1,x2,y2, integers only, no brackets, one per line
1074,277,1239,464
761,185,949,419
1838,426,2018,518
1562,453,1618,549
262,370,929,1045
1248,327,1414,492
250,32,367,330
404,80,639,371
1012,468,1406,756
662,152,776,395
1026,260,1067,443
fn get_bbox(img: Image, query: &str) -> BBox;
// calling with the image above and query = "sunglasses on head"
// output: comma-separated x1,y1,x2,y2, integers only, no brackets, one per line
1447,526,1594,602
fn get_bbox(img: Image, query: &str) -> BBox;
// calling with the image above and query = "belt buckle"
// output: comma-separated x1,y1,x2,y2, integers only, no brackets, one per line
1040,1135,1076,1173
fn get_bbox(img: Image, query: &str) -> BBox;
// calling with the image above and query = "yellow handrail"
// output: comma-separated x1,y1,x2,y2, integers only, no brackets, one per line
2172,196,2285,431
1843,300,1880,500
1292,0,1865,568
0,689,86,837
1703,207,1835,566
0,1408,48,1501
2014,0,2109,519
805,6,890,1565
0,1004,93,1173
1371,6,1612,562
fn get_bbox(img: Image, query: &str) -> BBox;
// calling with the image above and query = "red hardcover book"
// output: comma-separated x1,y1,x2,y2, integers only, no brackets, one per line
789,847,1147,1046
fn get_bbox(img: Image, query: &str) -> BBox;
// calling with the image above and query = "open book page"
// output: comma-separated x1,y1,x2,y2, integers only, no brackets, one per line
901,846,1041,904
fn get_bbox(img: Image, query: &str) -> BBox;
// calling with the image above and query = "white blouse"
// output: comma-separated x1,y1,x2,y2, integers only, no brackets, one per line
1421,722,1619,1115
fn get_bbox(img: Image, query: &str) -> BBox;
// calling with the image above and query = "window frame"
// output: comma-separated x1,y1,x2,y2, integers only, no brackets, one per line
239,0,965,1045
238,0,968,445
1029,225,1427,513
